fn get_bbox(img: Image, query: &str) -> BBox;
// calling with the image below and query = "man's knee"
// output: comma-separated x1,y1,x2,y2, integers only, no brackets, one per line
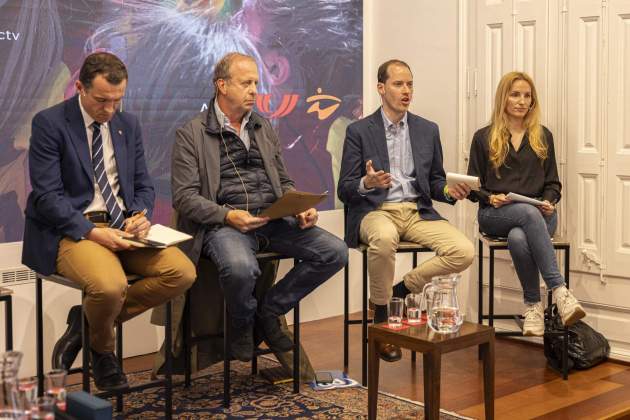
86,276,128,305
222,256,261,285
321,237,349,268
166,257,197,292
448,238,475,271
366,233,398,259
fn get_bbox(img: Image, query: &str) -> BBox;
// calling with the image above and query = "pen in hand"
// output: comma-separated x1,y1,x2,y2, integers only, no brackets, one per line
124,208,148,236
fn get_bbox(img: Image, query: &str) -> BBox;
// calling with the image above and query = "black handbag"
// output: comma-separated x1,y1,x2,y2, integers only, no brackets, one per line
544,304,610,371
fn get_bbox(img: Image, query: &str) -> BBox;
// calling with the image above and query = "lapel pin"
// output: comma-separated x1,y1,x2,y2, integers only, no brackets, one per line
118,129,123,135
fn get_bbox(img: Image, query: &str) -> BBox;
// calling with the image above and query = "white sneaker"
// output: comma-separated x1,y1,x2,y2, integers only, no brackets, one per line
522,302,545,336
553,285,586,326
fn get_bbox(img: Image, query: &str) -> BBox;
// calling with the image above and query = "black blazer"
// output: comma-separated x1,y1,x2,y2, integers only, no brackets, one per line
337,109,453,247
22,95,155,275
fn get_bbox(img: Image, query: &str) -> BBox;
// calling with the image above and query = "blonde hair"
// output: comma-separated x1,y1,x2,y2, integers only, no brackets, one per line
489,72,547,175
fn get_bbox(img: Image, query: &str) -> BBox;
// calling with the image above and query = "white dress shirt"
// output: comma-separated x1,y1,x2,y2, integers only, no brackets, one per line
79,96,127,214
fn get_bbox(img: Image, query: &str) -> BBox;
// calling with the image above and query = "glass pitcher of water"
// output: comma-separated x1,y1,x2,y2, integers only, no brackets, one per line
421,275,463,334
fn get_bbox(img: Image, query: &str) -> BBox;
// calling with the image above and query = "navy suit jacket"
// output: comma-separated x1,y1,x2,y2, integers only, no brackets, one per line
337,109,453,247
22,95,155,275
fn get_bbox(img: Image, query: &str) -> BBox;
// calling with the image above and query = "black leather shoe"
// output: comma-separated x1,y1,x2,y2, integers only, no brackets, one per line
256,314,293,353
52,305,83,370
91,351,129,392
377,342,402,362
229,324,254,362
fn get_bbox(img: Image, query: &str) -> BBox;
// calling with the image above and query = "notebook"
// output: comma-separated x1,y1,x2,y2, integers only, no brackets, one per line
121,224,192,248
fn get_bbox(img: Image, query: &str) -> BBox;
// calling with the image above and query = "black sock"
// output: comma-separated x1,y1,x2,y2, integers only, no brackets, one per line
374,304,388,323
392,281,411,298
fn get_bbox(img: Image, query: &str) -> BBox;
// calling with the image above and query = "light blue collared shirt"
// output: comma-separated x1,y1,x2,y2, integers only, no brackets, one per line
214,99,252,150
359,108,419,202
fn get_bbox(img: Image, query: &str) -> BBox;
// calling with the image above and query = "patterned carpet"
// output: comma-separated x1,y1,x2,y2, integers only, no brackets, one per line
73,358,470,419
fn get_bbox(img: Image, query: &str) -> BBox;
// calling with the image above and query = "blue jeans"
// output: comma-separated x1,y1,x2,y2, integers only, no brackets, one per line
478,203,564,304
202,217,348,326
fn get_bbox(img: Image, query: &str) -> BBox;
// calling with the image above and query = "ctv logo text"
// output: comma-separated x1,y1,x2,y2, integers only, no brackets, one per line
0,31,20,41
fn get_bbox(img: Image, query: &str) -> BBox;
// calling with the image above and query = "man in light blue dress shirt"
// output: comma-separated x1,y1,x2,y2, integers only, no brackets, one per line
338,59,474,362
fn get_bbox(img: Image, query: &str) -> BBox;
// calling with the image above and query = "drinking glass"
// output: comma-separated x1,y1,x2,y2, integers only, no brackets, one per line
17,377,37,416
45,369,67,411
387,297,404,328
0,373,22,419
404,293,423,324
30,396,55,420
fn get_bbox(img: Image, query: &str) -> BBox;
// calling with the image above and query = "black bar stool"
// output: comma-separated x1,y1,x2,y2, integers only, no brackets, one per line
1,287,13,351
343,202,432,385
477,233,571,379
35,273,174,418
182,252,301,407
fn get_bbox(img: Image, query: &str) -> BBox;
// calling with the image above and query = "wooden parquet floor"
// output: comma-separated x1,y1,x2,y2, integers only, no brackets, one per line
91,313,630,419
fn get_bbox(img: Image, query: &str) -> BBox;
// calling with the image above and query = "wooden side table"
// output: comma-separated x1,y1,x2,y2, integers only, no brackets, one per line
0,287,13,351
368,321,494,420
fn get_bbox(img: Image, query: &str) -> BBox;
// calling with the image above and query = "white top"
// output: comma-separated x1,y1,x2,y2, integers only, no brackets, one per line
79,96,126,214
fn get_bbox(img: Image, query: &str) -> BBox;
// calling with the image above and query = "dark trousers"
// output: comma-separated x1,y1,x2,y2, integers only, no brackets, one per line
202,217,348,327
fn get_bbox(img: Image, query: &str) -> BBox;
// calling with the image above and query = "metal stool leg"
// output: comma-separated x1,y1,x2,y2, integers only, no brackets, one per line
361,251,368,387
116,322,123,412
478,239,484,325
293,302,300,394
411,252,417,362
4,295,12,351
183,291,192,388
343,260,350,373
489,248,495,327
81,294,90,393
165,301,173,419
223,303,230,408
478,240,484,361
36,276,44,396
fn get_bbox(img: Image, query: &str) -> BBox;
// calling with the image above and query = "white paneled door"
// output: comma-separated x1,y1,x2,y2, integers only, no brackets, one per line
473,0,549,131
566,0,606,275
606,0,630,277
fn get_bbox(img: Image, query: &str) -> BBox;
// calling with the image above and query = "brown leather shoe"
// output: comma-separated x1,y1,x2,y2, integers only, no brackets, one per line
377,342,402,362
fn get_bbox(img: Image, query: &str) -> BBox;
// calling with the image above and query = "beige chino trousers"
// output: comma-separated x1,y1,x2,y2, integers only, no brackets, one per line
359,202,474,305
56,236,196,353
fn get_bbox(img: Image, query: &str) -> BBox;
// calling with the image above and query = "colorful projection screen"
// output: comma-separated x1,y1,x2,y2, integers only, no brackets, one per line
0,0,363,243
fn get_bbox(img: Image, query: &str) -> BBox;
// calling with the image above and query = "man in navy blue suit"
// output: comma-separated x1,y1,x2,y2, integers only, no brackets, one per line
22,52,195,391
338,59,474,362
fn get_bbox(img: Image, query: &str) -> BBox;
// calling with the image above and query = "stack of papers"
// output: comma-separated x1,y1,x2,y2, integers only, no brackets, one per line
260,190,328,219
505,192,546,206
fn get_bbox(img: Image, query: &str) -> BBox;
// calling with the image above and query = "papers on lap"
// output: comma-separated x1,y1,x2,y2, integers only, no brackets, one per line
446,172,481,191
506,192,546,206
259,190,328,219
121,224,192,248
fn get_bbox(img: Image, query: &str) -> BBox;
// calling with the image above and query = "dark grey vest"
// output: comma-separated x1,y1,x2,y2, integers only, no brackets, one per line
216,131,276,213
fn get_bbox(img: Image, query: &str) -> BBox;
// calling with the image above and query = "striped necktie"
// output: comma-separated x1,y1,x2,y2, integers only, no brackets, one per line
91,122,125,229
